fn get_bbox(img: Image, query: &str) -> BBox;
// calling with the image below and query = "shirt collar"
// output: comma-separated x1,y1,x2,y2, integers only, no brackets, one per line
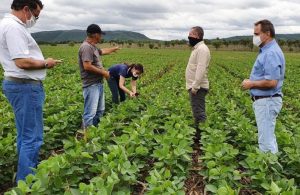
193,41,204,49
4,13,25,26
85,40,97,49
260,39,276,52
127,66,132,74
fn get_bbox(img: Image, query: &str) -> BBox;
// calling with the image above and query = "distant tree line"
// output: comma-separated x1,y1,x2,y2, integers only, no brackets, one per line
206,38,300,52
38,38,300,52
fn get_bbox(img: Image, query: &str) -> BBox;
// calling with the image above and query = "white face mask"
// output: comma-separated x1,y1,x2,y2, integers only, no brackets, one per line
25,10,37,28
253,35,262,47
132,72,139,78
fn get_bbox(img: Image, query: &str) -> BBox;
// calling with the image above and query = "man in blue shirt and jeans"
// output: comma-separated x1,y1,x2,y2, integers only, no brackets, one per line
242,19,285,154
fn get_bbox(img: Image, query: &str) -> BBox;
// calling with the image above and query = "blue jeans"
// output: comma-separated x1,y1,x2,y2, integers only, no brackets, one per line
2,80,45,182
107,77,126,104
82,83,105,128
252,97,282,154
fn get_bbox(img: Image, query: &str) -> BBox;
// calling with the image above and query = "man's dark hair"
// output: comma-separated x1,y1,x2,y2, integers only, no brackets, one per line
255,19,275,38
11,0,44,11
192,26,204,40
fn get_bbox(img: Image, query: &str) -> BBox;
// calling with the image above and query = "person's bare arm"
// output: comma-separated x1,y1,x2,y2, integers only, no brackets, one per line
14,58,61,70
119,76,135,97
131,80,137,94
242,79,278,90
101,47,120,55
83,61,110,79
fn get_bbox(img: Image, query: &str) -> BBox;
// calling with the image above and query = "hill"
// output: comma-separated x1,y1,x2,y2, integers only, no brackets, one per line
223,34,300,41
31,30,151,43
31,29,300,43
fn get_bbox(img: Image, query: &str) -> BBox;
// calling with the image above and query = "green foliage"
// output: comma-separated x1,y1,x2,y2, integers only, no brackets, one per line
1,48,299,194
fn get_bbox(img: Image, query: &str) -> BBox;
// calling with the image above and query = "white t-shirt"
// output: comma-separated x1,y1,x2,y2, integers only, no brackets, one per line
0,13,46,80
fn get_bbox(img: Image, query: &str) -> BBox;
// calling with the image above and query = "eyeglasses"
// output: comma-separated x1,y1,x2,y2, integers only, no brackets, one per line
29,10,39,21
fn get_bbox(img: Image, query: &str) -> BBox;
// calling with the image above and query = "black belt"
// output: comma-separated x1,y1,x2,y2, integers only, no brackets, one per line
4,76,42,84
251,94,282,102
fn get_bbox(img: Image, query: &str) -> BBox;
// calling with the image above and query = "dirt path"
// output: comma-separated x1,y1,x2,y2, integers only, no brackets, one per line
184,139,206,195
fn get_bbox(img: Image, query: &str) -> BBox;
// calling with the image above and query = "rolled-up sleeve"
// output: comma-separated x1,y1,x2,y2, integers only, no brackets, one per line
5,26,30,60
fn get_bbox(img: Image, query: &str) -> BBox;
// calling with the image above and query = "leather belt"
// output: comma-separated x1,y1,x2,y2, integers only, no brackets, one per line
4,76,42,85
251,94,282,102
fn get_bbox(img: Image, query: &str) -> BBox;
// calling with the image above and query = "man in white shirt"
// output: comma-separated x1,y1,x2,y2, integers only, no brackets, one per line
185,26,211,144
0,0,61,182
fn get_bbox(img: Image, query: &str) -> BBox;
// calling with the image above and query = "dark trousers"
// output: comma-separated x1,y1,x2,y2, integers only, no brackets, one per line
189,88,208,126
107,77,126,104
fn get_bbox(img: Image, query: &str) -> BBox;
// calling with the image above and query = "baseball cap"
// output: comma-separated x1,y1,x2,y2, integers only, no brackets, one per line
86,24,106,35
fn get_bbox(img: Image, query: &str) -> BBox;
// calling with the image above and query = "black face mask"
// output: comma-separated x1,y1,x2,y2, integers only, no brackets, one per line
188,37,202,47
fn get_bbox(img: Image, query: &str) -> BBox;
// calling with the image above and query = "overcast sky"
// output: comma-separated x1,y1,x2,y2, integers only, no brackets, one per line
0,0,299,40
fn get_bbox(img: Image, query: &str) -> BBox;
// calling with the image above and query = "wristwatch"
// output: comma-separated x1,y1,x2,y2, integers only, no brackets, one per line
44,62,48,69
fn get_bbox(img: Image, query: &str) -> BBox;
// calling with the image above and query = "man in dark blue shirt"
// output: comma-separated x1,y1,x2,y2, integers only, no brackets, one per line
242,20,285,154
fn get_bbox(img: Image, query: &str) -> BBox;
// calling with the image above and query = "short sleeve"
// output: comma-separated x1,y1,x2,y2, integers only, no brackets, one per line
80,45,94,62
119,66,128,77
98,48,103,55
5,26,30,60
263,52,281,80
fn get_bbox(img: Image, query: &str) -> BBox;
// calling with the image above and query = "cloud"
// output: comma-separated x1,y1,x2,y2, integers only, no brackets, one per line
0,0,299,40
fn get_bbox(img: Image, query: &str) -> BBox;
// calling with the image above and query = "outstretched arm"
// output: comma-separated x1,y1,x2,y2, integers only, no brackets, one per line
101,47,120,55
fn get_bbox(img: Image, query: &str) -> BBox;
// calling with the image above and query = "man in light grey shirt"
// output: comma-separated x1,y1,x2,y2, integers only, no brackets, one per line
185,26,211,144
78,24,119,129
0,0,61,182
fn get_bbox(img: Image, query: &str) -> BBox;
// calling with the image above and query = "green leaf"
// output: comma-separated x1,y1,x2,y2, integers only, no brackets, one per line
261,183,270,190
207,161,216,169
81,152,93,159
270,181,282,194
217,186,228,195
206,184,218,193
164,169,171,178
70,188,81,195
31,180,41,191
63,139,74,149
209,168,219,176
135,146,149,155
17,180,30,193
25,174,35,185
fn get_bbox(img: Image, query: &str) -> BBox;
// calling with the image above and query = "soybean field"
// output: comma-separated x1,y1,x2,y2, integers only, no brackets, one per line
0,45,299,194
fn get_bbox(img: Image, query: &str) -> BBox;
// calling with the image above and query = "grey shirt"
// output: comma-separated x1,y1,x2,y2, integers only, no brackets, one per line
78,41,103,88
